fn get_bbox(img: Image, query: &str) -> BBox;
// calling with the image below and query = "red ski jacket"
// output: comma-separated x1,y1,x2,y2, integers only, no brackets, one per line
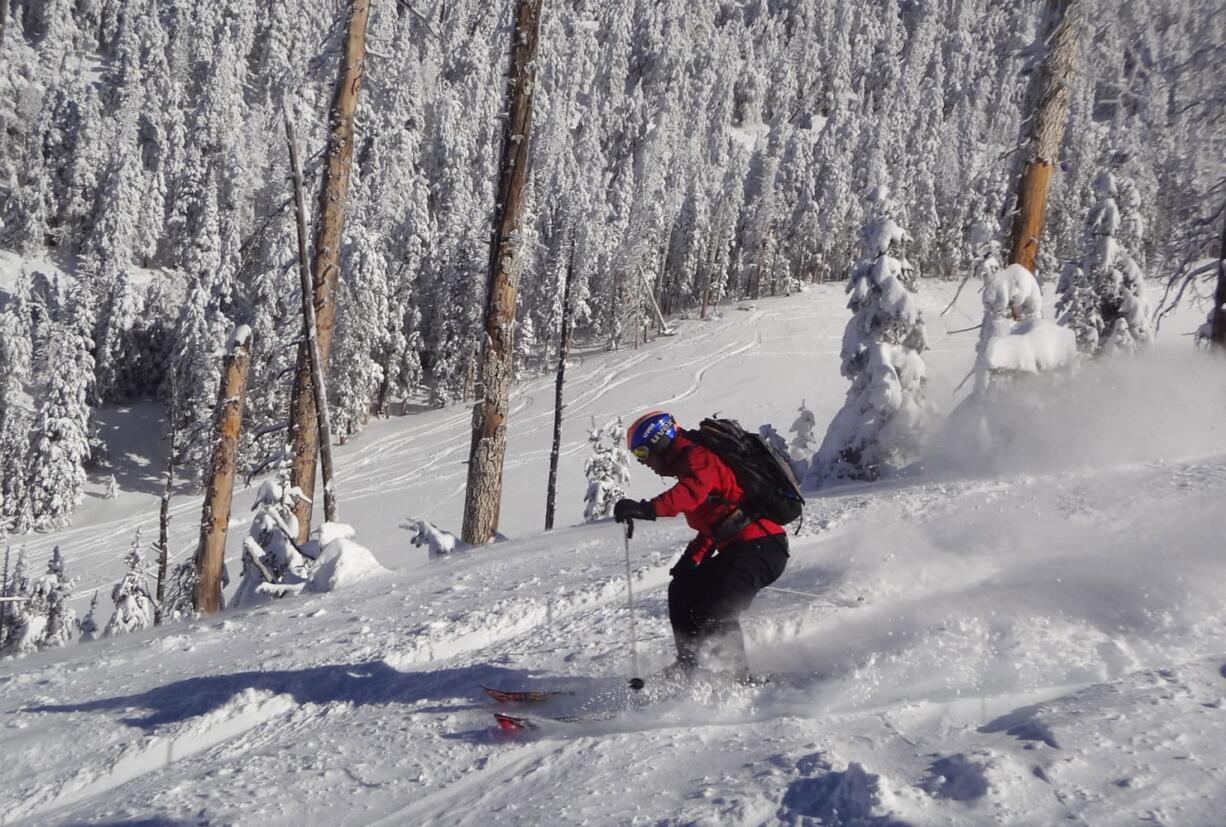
648,430,785,565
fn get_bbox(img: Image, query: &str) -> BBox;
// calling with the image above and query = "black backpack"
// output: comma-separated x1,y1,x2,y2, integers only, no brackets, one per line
687,417,805,526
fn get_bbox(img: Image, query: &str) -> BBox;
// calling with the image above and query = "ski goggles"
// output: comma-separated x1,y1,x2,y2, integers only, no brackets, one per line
631,445,652,460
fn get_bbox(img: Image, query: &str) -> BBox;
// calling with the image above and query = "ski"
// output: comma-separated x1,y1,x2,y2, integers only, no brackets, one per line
481,684,575,703
493,708,616,732
494,713,536,732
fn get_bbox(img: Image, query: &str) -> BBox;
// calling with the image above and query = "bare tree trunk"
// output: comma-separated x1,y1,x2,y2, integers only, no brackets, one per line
288,0,369,541
285,107,339,524
700,239,718,319
1007,0,1082,274
545,239,576,531
1212,202,1226,349
633,274,644,349
461,0,544,546
654,245,666,333
193,328,253,615
375,351,393,416
154,393,178,625
0,546,10,648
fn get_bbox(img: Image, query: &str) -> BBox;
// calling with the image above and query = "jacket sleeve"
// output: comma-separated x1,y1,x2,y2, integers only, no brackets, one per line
650,449,718,518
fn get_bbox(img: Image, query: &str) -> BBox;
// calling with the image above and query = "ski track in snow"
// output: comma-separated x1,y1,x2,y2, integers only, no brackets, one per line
3,284,1225,825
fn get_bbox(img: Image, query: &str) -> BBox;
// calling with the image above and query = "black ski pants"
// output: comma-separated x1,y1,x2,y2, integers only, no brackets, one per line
667,534,788,673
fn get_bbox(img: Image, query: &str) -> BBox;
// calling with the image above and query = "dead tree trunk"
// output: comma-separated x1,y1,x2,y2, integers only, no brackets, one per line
0,546,10,648
1212,202,1226,349
545,239,577,531
193,327,253,615
1007,0,1083,274
700,240,717,319
288,0,369,542
154,391,178,625
461,0,544,546
285,106,338,524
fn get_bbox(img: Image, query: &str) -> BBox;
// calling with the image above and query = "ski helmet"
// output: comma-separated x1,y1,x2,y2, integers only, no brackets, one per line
627,411,677,458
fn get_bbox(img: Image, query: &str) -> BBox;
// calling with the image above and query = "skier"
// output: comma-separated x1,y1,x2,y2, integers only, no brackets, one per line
613,410,788,682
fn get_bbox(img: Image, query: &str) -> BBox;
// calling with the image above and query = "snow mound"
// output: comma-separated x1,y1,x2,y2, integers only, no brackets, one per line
984,318,1077,374
307,524,387,592
779,756,902,826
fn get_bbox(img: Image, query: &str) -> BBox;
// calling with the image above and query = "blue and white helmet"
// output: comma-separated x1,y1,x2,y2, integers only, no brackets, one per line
626,411,677,457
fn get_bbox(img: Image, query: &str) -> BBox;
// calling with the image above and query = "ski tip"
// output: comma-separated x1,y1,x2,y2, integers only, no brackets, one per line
494,713,533,733
482,684,513,703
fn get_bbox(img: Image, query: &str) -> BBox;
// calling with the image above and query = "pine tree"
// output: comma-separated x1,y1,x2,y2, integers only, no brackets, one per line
31,546,75,649
231,468,310,608
1056,171,1153,355
810,185,935,485
27,304,94,531
104,529,156,636
0,410,33,535
583,419,632,522
0,277,34,406
172,281,227,486
0,548,35,655
332,225,391,437
76,592,100,643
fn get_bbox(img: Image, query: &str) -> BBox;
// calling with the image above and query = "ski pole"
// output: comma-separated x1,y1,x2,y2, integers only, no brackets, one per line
623,519,644,691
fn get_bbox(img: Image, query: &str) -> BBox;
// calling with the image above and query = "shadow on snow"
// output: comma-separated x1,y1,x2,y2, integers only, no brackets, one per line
25,660,559,731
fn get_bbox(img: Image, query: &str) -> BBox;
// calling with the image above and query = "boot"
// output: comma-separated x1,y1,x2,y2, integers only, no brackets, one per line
705,623,751,682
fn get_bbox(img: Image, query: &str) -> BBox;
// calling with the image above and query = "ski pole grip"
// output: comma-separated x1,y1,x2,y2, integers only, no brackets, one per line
625,518,634,540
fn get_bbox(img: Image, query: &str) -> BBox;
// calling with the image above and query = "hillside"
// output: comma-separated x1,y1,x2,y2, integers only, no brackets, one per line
2,281,1224,825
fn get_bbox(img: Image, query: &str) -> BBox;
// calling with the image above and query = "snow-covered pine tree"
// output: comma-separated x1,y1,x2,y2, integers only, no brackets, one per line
171,281,228,487
0,278,34,406
409,519,462,558
104,529,156,636
76,591,101,643
0,547,37,655
809,185,935,485
30,546,76,649
27,295,95,530
0,410,33,535
583,419,632,522
231,470,310,608
160,560,199,623
332,225,391,438
973,262,1076,392
1056,171,1154,355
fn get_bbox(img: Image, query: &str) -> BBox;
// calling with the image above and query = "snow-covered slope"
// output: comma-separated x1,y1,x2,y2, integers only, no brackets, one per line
3,282,1225,825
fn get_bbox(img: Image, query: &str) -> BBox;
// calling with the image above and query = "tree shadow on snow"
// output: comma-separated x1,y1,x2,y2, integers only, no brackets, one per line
91,403,175,497
25,660,564,732
89,819,208,827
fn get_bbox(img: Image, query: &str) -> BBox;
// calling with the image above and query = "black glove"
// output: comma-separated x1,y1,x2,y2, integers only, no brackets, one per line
613,498,656,523
669,554,700,577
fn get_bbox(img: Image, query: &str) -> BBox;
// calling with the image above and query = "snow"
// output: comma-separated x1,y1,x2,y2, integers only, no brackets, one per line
1,281,1223,826
308,525,387,592
727,120,770,150
226,324,252,353
984,318,1077,374
983,263,1042,321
